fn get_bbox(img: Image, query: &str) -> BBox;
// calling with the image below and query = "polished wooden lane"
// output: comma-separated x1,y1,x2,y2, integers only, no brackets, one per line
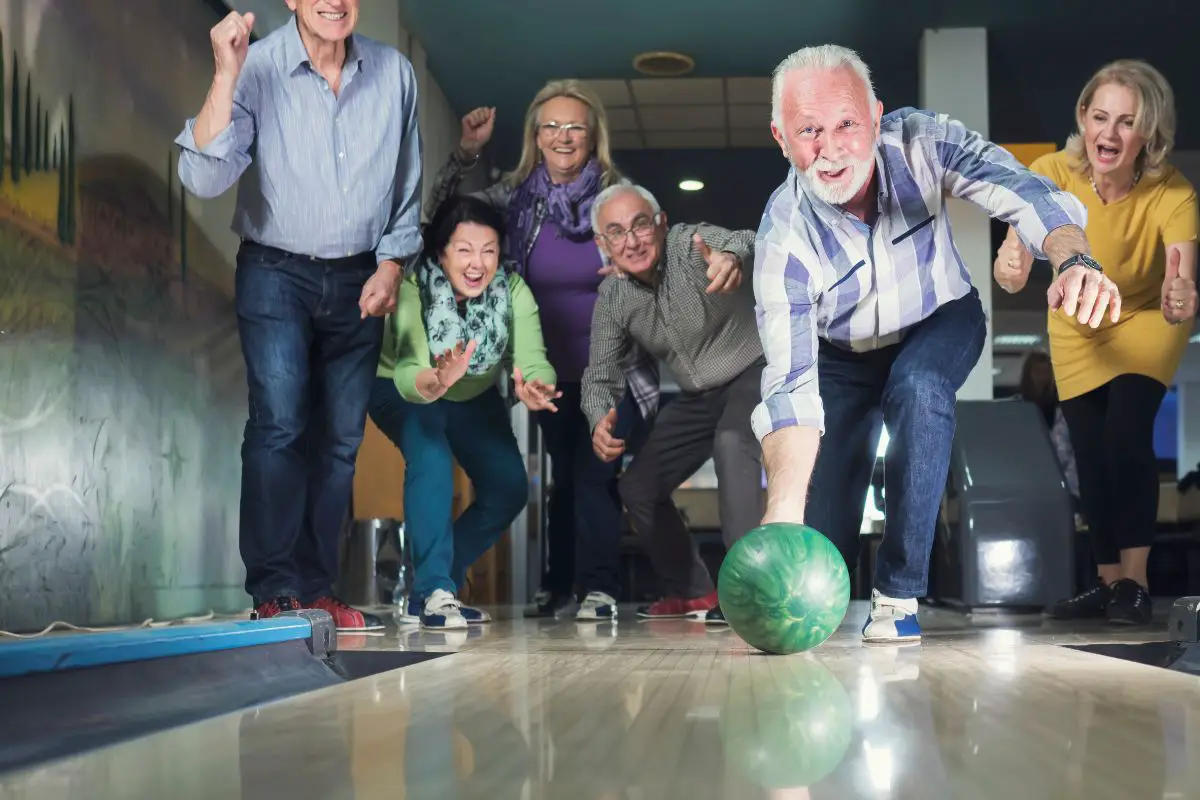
2,602,1199,799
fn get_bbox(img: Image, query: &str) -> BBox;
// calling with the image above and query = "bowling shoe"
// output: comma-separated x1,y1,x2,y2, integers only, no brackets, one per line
575,591,618,620
1044,581,1112,620
861,589,921,643
419,589,468,630
306,595,386,632
636,591,718,620
250,596,302,620
400,593,492,625
1106,578,1153,626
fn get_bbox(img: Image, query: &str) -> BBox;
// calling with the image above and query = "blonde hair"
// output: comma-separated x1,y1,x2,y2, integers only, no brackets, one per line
505,79,622,188
1065,59,1176,182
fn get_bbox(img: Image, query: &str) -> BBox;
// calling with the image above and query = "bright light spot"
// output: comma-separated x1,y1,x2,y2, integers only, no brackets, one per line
678,179,704,191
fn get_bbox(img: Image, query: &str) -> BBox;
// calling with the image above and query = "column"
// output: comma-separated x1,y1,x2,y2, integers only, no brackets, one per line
920,28,994,400
1178,381,1200,480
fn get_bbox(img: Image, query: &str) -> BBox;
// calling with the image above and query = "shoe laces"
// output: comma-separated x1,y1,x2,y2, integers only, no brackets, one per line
584,591,615,606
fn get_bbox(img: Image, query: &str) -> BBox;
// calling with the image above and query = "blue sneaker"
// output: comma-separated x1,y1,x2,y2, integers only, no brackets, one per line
575,591,617,621
862,589,921,643
403,592,492,626
419,589,468,630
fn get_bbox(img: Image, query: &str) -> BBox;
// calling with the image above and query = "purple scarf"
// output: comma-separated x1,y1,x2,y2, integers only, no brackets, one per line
506,159,603,271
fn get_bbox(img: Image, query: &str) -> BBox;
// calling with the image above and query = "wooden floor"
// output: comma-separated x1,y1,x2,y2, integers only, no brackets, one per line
2,601,1199,799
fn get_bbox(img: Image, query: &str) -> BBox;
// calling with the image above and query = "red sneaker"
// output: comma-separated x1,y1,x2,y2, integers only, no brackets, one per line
251,596,301,620
636,591,718,620
305,596,385,631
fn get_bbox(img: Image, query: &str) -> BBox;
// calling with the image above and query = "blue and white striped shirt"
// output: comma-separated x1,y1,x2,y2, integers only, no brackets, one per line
174,16,423,266
751,106,1087,441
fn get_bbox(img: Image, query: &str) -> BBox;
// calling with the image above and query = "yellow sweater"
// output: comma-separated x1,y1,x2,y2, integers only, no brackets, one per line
1030,150,1199,400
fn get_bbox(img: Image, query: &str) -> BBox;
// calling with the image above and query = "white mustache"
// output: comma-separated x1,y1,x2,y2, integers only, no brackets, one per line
811,157,851,172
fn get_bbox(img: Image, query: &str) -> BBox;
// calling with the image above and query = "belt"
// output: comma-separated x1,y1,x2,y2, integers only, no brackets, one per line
240,240,376,268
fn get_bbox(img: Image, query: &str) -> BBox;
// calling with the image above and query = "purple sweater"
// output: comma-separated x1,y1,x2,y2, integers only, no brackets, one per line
523,221,605,383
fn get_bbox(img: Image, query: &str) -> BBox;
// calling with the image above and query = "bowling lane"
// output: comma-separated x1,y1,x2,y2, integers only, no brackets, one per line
1,603,1198,799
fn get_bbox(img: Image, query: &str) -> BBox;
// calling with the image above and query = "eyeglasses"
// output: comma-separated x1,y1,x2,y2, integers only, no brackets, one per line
538,121,590,139
600,213,661,247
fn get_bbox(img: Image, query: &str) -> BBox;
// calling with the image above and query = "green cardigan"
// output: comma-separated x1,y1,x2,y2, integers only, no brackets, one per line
376,271,556,403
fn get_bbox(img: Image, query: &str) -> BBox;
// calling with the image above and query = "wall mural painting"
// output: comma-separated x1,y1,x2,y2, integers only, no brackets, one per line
0,0,249,631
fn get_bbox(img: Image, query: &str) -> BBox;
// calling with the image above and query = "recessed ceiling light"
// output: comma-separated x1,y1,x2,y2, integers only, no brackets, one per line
633,51,695,77
679,179,704,191
993,334,1042,347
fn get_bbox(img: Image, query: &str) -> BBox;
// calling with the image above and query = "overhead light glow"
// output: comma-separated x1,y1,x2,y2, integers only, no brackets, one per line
679,179,704,191
993,334,1041,347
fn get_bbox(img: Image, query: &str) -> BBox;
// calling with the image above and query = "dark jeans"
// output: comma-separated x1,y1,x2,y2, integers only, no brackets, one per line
1059,374,1166,565
618,360,765,599
368,381,527,599
235,242,383,605
807,288,985,600
535,383,643,599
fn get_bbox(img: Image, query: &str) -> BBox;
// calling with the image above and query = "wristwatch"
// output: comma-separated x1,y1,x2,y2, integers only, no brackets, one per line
1056,253,1103,276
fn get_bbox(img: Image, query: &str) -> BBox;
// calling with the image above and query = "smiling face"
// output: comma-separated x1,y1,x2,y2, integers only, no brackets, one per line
536,95,593,183
439,222,501,300
771,66,881,206
1081,82,1146,180
286,0,358,43
594,189,667,278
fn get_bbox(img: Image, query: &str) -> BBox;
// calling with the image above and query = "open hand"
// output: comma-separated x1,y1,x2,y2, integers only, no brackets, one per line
211,11,255,81
694,234,742,293
359,261,401,318
994,228,1033,293
591,408,625,462
1162,247,1196,325
459,107,495,159
433,340,476,392
1048,262,1121,328
513,367,562,412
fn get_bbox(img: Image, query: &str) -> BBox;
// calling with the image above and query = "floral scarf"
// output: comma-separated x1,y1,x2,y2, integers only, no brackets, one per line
415,257,510,376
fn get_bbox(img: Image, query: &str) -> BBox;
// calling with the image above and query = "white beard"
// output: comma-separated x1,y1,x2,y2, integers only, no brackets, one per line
802,153,874,206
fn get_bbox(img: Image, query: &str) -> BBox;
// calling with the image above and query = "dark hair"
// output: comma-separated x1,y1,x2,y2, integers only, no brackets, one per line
1018,349,1057,411
421,195,507,263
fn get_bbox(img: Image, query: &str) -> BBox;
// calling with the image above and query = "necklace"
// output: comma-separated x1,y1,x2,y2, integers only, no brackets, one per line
1089,170,1140,203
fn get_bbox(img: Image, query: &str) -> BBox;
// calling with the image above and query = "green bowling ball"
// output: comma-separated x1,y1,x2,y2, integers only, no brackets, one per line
717,522,850,654
720,656,854,788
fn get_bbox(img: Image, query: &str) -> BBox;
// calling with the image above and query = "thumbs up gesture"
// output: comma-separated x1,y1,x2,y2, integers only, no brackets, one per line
1162,246,1196,325
694,232,742,294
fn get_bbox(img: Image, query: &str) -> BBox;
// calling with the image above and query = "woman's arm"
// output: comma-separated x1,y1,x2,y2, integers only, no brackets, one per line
390,276,462,403
426,109,513,219
507,274,557,388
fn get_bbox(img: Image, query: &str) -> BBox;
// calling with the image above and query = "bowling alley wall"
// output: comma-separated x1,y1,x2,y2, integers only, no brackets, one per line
0,0,463,632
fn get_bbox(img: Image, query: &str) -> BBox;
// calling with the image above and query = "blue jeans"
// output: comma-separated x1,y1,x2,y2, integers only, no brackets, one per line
367,380,527,598
235,242,384,605
807,288,985,599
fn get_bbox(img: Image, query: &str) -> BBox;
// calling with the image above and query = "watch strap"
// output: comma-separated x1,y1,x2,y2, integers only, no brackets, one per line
1056,253,1102,276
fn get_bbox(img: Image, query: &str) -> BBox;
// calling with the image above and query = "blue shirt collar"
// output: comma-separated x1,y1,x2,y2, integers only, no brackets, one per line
282,14,362,77
792,146,891,229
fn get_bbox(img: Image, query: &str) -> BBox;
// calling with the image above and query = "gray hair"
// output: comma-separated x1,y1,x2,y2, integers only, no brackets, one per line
589,182,662,233
771,44,877,130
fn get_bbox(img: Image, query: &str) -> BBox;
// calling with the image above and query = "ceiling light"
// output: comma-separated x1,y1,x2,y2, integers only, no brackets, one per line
679,179,704,191
993,334,1041,347
633,51,695,77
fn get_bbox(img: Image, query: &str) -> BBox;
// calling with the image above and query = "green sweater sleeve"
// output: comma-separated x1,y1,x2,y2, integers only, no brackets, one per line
391,273,434,404
507,274,557,387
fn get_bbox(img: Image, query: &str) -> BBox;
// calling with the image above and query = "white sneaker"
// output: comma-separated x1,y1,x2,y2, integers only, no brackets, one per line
421,589,468,630
575,591,617,621
861,589,921,643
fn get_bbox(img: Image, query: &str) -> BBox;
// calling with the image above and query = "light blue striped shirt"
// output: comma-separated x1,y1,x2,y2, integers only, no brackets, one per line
751,106,1087,441
174,16,423,266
